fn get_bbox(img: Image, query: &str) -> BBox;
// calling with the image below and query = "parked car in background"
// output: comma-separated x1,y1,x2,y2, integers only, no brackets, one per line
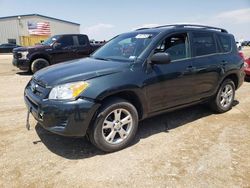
242,41,250,47
239,51,250,79
0,43,21,53
236,41,242,50
13,34,103,73
244,58,250,78
24,24,245,152
90,40,106,45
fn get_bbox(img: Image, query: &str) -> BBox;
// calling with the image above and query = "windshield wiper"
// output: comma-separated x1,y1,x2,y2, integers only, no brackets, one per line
91,56,111,61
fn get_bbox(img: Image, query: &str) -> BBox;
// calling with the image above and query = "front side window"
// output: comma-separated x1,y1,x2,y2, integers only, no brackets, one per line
57,36,74,47
154,33,189,61
218,34,232,53
92,32,157,62
192,32,216,57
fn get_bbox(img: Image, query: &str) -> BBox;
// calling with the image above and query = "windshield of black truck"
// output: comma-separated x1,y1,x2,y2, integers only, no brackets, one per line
92,32,157,62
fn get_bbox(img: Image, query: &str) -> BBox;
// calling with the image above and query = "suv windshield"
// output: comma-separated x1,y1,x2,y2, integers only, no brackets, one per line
92,32,157,62
42,35,60,46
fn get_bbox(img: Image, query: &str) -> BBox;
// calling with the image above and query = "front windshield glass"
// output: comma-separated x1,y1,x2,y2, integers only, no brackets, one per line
92,32,157,62
42,35,60,46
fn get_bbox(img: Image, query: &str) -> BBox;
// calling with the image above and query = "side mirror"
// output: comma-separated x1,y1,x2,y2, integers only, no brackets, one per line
150,52,171,65
53,42,62,49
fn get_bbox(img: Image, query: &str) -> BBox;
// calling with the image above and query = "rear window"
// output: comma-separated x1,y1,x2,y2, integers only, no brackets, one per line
78,35,87,45
192,32,216,57
218,34,232,53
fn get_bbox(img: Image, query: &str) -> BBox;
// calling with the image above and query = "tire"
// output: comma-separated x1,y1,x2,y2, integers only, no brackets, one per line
209,79,235,113
89,98,138,152
30,58,49,74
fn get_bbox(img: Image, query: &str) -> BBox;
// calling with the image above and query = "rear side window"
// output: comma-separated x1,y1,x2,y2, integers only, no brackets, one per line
78,35,87,45
192,32,216,57
218,34,232,53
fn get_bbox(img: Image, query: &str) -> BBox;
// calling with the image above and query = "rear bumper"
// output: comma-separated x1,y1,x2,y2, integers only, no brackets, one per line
24,85,100,137
12,58,30,70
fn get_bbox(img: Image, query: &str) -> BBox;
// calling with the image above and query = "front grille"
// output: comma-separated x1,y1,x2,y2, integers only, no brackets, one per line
29,79,50,99
25,95,38,110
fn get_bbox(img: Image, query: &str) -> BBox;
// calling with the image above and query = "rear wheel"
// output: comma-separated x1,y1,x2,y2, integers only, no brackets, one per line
30,58,49,73
209,79,235,113
89,98,138,152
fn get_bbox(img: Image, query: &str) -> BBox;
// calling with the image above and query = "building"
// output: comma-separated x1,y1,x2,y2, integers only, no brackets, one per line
0,14,80,46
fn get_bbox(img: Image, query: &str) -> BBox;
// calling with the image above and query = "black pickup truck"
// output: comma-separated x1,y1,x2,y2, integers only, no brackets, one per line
13,34,102,73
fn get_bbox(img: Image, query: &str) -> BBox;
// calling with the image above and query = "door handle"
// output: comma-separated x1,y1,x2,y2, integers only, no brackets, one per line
221,60,228,66
186,66,195,72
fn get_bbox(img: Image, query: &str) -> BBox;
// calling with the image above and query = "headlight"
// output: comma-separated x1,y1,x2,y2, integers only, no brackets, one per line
48,81,89,100
19,51,29,59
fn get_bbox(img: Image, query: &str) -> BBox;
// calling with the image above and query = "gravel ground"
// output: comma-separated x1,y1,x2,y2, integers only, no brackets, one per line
0,48,250,188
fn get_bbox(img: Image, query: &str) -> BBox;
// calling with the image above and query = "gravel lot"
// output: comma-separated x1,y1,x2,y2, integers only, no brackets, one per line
0,48,250,188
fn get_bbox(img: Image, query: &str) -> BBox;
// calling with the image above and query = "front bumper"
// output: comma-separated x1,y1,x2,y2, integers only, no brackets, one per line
24,83,100,137
12,57,30,70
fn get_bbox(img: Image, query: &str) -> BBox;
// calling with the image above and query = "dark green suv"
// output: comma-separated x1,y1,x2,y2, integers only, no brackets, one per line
24,24,245,152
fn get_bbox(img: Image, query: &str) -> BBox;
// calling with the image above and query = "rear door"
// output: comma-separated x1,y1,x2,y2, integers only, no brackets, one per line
73,35,91,58
189,31,221,100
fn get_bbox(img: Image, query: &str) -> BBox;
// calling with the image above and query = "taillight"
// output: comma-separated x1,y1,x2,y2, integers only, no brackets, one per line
244,62,248,69
238,52,245,60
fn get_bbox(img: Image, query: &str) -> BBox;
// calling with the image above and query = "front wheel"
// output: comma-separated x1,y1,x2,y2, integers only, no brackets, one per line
209,79,235,113
89,98,138,152
30,58,49,74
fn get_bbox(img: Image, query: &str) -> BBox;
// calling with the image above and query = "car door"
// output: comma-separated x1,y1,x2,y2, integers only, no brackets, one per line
51,35,75,63
145,32,196,113
6,44,14,53
189,31,221,100
74,35,91,58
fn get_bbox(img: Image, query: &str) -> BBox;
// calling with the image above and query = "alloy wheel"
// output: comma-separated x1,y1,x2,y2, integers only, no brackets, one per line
102,108,133,144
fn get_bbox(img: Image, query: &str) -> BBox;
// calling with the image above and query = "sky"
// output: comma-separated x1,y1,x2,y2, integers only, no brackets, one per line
0,0,250,41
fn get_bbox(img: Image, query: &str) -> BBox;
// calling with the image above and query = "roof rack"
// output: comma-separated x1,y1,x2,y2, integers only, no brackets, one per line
136,24,228,33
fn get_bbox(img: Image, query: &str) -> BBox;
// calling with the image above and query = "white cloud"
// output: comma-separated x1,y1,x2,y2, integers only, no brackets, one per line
81,23,115,40
199,8,250,26
215,8,250,24
192,8,250,40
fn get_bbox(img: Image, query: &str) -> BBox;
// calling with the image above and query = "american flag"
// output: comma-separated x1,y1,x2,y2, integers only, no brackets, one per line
28,22,51,35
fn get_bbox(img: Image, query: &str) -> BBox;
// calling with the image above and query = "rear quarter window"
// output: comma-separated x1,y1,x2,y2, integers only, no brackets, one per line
218,34,232,53
192,32,217,57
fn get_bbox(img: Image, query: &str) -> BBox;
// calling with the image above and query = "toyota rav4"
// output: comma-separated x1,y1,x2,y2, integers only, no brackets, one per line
24,24,245,152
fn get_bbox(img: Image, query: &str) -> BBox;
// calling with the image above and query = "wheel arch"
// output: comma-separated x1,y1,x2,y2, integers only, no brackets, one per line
221,73,239,89
30,53,51,66
97,90,146,120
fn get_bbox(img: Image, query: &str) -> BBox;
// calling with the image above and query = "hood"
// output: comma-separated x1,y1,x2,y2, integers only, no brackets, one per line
33,58,129,87
13,44,50,52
